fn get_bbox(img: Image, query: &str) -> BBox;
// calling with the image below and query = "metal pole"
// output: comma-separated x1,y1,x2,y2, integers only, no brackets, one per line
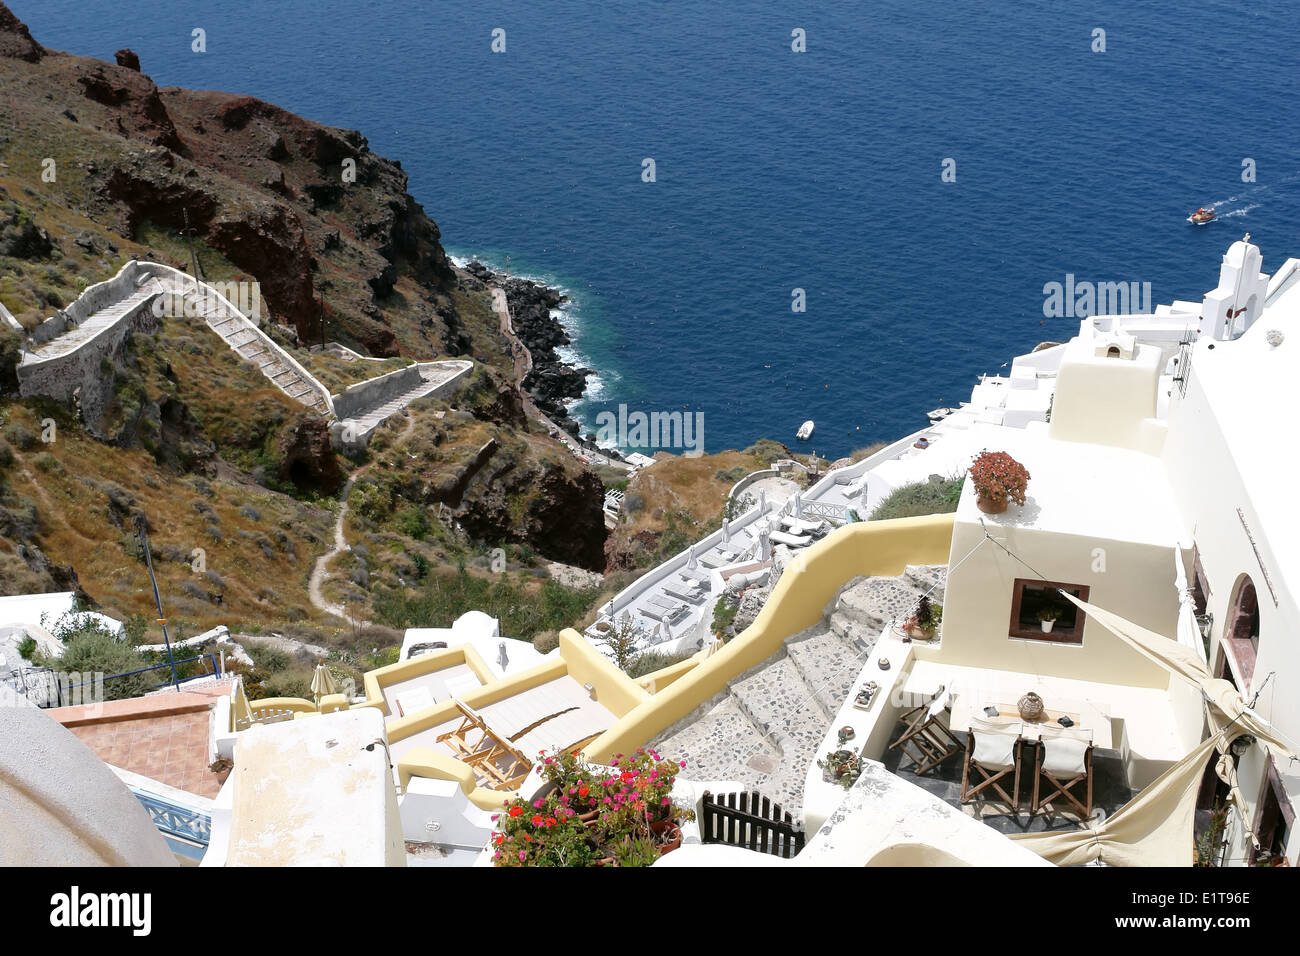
181,209,200,298
134,514,180,690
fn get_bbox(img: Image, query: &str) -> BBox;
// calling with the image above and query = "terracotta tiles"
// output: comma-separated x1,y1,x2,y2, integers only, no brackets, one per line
54,698,224,799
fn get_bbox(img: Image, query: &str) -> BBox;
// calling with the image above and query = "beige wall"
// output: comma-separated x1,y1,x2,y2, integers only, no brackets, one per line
940,516,1177,689
1049,335,1165,454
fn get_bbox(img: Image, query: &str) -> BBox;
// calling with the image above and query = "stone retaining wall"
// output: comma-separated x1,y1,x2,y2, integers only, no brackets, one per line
331,362,422,419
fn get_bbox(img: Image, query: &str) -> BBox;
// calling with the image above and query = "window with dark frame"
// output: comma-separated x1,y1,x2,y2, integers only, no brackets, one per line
1008,579,1090,643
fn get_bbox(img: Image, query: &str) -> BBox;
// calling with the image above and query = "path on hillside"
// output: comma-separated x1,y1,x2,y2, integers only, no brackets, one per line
307,413,420,626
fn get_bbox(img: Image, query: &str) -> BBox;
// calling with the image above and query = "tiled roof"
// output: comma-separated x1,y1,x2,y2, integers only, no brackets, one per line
47,685,231,798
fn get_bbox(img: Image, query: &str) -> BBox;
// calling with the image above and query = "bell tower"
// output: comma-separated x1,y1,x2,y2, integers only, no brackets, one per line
1202,235,1268,340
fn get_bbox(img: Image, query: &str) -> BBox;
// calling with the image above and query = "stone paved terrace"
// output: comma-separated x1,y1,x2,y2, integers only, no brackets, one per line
652,565,945,816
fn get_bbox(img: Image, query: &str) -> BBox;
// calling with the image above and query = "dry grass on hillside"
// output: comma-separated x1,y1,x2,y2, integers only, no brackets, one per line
0,403,335,641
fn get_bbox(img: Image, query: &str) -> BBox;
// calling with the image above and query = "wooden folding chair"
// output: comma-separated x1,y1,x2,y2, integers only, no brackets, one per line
436,699,533,790
888,686,963,775
960,717,1025,812
1031,724,1094,819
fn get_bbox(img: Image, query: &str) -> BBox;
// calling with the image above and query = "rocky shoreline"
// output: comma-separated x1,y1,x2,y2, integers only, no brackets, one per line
462,260,601,445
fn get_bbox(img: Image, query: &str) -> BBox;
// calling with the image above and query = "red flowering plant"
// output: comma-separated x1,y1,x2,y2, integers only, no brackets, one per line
490,790,600,868
490,746,694,866
967,450,1030,508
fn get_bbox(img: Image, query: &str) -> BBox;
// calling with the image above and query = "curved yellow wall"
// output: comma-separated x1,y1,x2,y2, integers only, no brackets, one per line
584,513,956,762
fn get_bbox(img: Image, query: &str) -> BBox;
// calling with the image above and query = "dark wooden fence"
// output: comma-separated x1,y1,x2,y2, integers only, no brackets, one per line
700,790,805,858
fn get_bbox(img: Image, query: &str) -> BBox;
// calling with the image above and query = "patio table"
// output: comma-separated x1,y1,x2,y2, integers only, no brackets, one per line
949,690,1113,749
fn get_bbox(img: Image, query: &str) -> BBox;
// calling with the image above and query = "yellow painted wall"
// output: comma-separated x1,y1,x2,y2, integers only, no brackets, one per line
556,629,648,716
362,645,495,716
583,514,956,763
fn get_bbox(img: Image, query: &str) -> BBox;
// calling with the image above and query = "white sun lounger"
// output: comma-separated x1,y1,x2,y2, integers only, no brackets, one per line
769,530,811,548
513,702,613,756
663,582,704,603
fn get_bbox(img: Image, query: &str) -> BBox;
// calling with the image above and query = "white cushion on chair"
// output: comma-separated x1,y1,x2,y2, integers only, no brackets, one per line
969,717,1021,770
1038,725,1092,777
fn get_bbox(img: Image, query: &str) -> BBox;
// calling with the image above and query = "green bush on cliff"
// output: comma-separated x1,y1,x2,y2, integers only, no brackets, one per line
373,567,599,643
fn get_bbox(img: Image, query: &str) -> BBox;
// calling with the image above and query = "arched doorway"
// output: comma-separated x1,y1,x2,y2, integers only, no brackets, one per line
1225,575,1260,688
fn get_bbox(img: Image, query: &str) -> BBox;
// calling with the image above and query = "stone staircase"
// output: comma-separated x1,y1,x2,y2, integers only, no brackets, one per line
652,564,945,816
178,286,332,417
22,287,160,361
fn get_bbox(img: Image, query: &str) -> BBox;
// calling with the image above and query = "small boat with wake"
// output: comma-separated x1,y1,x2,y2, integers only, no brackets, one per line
796,420,815,441
1188,207,1215,225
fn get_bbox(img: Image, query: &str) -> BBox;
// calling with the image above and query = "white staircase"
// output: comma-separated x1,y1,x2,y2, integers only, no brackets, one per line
652,565,945,815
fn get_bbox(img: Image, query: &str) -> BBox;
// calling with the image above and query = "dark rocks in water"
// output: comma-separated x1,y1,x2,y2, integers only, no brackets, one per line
276,416,343,495
114,48,141,72
464,261,593,436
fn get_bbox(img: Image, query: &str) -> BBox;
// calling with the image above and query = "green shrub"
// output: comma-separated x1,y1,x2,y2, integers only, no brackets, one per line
626,649,695,678
3,421,37,450
373,568,599,644
244,640,291,674
51,624,151,701
869,476,964,521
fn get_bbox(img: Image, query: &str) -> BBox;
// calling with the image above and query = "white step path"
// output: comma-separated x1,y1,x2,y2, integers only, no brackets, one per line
652,566,945,817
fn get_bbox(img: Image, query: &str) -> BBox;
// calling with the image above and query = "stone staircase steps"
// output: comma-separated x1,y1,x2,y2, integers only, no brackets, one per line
728,655,828,753
785,625,865,718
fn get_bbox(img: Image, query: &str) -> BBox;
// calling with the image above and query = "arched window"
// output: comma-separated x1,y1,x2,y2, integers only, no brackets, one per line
1224,574,1260,688
1106,345,1121,358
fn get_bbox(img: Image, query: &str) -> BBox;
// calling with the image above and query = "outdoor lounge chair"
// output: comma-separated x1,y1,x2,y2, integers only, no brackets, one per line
662,582,704,604
1030,724,1094,819
436,699,533,790
960,717,1026,812
888,686,963,775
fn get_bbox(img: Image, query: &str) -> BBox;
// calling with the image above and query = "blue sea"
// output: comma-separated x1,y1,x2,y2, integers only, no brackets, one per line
20,1,1300,458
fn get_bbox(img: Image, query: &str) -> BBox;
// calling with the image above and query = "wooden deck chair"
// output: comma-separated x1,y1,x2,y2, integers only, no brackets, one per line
436,699,533,790
1031,724,1094,819
960,717,1025,811
888,686,963,775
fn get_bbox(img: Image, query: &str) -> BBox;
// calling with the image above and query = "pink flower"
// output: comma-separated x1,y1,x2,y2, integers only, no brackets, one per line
662,797,671,805
519,851,527,862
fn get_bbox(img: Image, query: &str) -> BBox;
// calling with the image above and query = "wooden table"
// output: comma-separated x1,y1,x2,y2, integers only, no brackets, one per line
949,692,1114,750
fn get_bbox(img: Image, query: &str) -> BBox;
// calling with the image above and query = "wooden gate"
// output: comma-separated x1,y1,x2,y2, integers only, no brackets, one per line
700,790,805,858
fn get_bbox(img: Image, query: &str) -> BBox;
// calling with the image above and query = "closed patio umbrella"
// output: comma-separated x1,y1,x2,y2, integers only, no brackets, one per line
310,662,338,706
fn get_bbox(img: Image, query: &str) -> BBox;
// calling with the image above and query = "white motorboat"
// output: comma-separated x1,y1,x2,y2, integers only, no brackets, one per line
796,419,815,440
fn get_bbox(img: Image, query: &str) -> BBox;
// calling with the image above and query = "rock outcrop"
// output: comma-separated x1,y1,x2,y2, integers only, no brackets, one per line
276,416,343,494
0,2,43,62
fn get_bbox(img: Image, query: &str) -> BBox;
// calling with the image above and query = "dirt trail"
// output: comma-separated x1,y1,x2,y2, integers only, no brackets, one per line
306,413,419,626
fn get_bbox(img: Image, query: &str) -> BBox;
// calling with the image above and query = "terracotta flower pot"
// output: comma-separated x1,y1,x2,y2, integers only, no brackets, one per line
579,810,600,828
656,825,683,855
976,494,1008,514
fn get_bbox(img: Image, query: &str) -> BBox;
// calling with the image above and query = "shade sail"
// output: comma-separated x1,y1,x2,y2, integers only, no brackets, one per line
1009,593,1294,866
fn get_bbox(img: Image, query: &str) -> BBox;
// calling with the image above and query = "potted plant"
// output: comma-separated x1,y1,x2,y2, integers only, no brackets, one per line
1037,604,1062,633
968,450,1030,514
492,746,693,866
903,595,943,640
209,756,234,785
817,749,863,789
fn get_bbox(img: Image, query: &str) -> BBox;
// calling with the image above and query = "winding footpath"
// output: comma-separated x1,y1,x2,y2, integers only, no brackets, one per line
306,413,419,626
